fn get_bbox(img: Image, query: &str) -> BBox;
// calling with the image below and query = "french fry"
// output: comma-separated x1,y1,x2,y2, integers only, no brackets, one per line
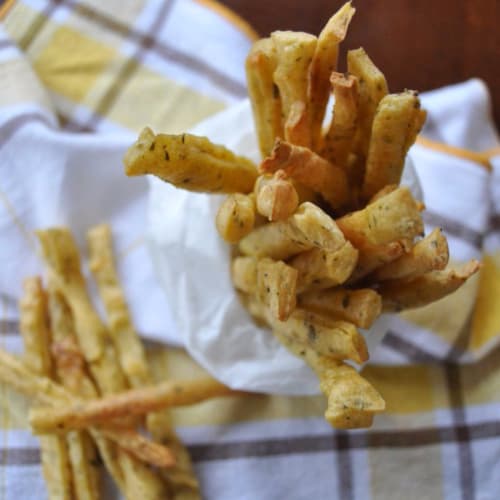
254,171,299,221
336,187,424,248
29,377,237,434
36,228,169,498
231,256,258,294
239,201,346,260
256,258,297,321
347,47,388,160
362,91,422,199
309,2,356,150
321,72,359,169
368,183,398,203
20,277,74,500
298,288,382,329
348,240,408,283
260,139,350,210
124,127,257,194
380,260,481,312
87,224,200,499
371,228,449,281
270,308,368,364
246,38,283,157
48,287,101,500
215,193,256,243
290,242,358,292
271,31,317,146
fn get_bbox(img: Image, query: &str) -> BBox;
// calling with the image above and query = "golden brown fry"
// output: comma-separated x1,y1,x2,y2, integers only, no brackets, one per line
271,31,317,146
270,308,368,364
368,184,398,203
380,260,481,312
362,91,422,199
254,171,299,221
347,47,388,160
336,187,424,248
87,224,200,499
291,242,358,292
371,228,449,281
246,38,283,157
260,139,350,210
309,2,356,150
317,358,385,429
48,287,101,500
231,256,258,294
298,288,382,329
348,240,408,284
29,377,237,434
20,277,74,500
256,258,297,321
321,72,359,169
215,193,256,243
124,127,257,194
239,201,346,260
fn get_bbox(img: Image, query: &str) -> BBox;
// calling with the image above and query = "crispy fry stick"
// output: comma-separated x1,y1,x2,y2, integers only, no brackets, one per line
298,288,382,329
231,256,258,294
29,377,237,434
271,31,317,146
347,47,388,160
321,72,359,169
87,224,201,499
48,287,101,500
380,260,481,312
246,38,284,158
239,201,346,260
270,316,384,429
362,91,422,199
371,228,449,281
254,171,299,221
256,258,297,321
336,187,424,248
20,277,74,500
309,2,356,150
269,308,368,364
124,128,257,194
291,242,358,292
215,194,256,243
260,139,350,210
36,229,169,498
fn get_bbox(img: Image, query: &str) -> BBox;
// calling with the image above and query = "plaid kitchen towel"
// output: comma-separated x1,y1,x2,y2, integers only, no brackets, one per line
1,0,500,499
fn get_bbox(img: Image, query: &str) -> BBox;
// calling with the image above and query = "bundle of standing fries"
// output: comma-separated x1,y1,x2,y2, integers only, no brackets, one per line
124,2,479,429
0,225,241,499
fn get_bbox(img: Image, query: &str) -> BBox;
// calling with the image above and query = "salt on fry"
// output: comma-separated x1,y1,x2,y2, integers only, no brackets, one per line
321,72,359,170
254,171,299,221
124,127,257,194
290,242,358,292
380,260,481,312
260,139,350,210
87,224,200,499
239,201,346,260
246,38,283,157
298,288,382,329
362,91,423,199
271,30,317,146
256,258,297,321
215,193,256,243
308,2,356,150
20,277,74,500
336,187,424,248
371,228,449,281
347,47,388,160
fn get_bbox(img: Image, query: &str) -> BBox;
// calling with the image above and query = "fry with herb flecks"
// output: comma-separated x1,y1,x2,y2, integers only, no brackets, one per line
309,2,356,151
20,277,74,500
125,127,257,194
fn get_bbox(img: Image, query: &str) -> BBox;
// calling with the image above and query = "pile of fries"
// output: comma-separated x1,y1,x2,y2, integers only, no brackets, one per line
124,2,479,429
0,225,241,499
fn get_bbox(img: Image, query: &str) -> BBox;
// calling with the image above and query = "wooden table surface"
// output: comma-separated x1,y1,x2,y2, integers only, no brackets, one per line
221,0,500,131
